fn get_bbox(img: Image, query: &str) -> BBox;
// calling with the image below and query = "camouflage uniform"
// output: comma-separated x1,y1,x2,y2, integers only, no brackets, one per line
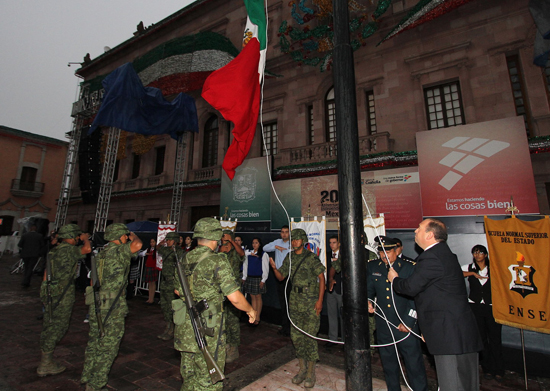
158,240,185,335
278,249,325,362
81,224,133,391
223,246,243,348
40,242,84,351
37,224,86,377
173,219,240,391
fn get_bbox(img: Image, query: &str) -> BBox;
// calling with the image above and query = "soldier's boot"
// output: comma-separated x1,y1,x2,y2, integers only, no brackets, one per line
225,345,240,363
292,358,307,384
157,321,171,339
160,322,174,341
303,361,317,388
37,350,66,377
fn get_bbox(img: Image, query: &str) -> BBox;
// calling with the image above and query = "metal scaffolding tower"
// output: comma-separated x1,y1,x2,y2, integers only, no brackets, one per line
54,118,83,229
93,127,121,234
170,133,187,228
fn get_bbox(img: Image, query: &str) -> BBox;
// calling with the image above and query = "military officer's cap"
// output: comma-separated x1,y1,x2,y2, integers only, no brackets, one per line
104,223,130,241
57,224,82,239
165,232,180,241
375,235,398,251
193,217,223,241
291,228,308,243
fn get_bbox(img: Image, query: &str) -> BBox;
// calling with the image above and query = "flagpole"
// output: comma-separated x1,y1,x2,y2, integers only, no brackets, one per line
332,0,372,389
506,197,528,390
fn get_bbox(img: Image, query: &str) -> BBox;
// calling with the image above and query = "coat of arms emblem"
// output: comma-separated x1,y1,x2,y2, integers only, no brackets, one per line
233,167,257,203
508,251,538,298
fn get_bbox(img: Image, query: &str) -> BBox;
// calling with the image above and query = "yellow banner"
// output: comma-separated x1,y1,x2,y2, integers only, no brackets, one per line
484,216,550,334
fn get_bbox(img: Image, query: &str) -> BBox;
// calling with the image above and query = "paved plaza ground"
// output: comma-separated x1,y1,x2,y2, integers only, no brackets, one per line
1,253,548,390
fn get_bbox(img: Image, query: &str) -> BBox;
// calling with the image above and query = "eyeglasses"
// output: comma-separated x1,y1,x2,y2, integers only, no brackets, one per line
473,251,486,255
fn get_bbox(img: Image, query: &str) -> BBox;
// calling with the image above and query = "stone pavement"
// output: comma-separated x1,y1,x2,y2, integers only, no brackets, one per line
1,253,549,391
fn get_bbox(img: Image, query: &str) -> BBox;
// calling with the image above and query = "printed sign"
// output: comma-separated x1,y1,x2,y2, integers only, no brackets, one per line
417,117,539,216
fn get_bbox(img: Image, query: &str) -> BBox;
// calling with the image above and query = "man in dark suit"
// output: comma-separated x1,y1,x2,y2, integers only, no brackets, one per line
18,225,44,287
368,236,427,391
388,219,483,391
326,235,343,345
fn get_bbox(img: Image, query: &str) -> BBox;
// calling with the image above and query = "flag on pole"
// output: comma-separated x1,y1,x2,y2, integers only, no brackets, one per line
201,0,267,180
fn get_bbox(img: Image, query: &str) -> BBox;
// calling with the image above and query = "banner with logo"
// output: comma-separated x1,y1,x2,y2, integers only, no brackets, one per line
156,222,176,269
417,117,538,217
271,167,421,230
484,216,550,333
220,157,272,221
291,217,327,272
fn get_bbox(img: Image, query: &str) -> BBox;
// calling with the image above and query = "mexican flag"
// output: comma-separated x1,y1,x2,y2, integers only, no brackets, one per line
201,0,267,180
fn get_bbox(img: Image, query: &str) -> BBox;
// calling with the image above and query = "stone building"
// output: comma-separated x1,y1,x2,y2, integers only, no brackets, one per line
65,0,550,231
0,125,68,234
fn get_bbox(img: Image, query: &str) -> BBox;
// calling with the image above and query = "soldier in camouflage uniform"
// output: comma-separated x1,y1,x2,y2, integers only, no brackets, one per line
219,230,245,363
157,232,185,340
37,224,91,377
81,223,142,391
270,228,325,389
173,218,256,391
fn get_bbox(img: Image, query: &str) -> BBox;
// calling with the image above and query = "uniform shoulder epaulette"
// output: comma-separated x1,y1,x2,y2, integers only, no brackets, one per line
402,257,416,265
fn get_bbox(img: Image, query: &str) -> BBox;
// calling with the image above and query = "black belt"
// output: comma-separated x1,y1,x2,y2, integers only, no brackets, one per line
293,286,311,293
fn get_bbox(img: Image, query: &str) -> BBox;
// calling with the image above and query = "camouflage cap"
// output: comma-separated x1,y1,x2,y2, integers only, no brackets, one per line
222,230,235,241
290,228,308,243
104,223,130,241
57,224,82,239
165,232,180,241
193,217,222,241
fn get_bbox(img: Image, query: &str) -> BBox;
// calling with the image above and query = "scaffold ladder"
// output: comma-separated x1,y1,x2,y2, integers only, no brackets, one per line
93,127,121,234
170,133,187,229
54,117,83,229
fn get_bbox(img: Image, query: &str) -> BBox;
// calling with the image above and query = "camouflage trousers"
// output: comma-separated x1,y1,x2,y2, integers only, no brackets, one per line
224,301,241,346
81,309,125,390
179,324,226,391
160,281,177,323
289,291,320,362
40,284,75,352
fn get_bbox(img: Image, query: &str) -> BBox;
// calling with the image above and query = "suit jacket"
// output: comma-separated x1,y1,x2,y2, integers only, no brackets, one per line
392,242,483,355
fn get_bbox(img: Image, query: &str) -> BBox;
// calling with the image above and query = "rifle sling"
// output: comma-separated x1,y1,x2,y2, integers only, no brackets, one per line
51,261,79,311
102,264,130,327
214,311,225,361
290,253,308,287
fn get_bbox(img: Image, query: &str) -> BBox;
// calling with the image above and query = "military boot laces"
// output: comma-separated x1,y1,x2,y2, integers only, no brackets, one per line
37,350,66,377
304,361,316,388
292,358,307,384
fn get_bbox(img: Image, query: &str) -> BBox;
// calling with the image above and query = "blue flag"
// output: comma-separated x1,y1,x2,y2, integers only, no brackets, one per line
89,63,198,139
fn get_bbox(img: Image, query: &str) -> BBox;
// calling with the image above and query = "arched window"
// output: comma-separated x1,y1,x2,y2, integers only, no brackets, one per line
325,87,336,142
202,116,219,167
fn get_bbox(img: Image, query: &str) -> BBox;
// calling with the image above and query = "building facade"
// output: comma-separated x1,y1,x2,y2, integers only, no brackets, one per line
0,126,68,234
65,0,550,231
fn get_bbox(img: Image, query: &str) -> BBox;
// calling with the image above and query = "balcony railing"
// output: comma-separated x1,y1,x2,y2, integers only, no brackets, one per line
277,132,391,166
192,166,222,181
10,179,45,198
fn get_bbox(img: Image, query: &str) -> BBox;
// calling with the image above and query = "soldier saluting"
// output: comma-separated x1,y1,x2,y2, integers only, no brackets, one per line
173,217,256,391
37,224,91,377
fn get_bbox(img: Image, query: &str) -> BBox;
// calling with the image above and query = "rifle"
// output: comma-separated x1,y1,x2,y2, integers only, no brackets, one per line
174,248,225,384
90,253,105,338
45,253,53,323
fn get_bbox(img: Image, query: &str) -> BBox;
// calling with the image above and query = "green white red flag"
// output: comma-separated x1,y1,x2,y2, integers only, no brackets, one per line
201,0,267,180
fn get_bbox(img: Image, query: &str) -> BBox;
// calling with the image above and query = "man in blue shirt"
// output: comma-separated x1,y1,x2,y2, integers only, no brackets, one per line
263,225,291,336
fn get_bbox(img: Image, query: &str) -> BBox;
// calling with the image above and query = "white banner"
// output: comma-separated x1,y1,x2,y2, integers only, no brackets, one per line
156,222,176,269
220,218,238,232
363,214,386,253
291,216,327,273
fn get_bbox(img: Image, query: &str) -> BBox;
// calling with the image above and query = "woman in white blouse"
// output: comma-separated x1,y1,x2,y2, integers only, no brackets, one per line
242,237,269,326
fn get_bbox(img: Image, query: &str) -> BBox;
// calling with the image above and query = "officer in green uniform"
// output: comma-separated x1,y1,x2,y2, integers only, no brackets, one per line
37,224,91,377
367,236,427,391
219,230,245,363
269,228,325,389
173,218,256,391
81,223,142,391
157,232,185,341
